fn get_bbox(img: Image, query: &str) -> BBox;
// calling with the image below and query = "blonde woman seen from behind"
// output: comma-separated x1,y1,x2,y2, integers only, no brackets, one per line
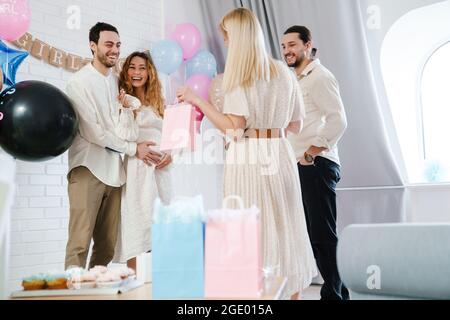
177,8,317,299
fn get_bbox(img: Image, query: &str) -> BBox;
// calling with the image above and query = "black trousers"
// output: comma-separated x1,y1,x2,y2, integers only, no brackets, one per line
298,156,350,300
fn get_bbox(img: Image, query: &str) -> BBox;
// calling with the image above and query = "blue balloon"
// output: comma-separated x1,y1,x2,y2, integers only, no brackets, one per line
186,50,217,78
0,40,29,89
150,40,183,75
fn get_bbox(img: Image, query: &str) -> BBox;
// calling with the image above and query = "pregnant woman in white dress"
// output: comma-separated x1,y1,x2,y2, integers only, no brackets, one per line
177,8,317,299
113,52,172,270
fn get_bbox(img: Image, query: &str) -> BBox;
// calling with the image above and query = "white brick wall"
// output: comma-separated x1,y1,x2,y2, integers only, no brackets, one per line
7,0,162,294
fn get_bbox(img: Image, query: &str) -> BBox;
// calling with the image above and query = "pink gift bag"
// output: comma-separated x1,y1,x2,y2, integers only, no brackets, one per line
160,102,196,152
205,195,263,298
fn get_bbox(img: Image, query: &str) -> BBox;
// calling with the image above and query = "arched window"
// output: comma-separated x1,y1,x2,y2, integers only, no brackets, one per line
420,42,450,162
381,1,450,183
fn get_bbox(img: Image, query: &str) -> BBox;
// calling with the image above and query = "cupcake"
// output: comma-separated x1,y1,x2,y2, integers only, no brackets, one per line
22,274,46,291
68,271,97,290
45,273,69,290
96,271,122,288
89,265,108,277
111,267,136,281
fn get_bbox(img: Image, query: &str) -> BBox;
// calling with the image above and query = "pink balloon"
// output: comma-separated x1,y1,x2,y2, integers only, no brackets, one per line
0,0,31,41
186,74,211,101
170,23,201,61
186,74,211,122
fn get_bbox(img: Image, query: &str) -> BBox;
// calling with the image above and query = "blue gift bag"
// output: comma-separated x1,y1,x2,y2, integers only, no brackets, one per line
152,196,205,299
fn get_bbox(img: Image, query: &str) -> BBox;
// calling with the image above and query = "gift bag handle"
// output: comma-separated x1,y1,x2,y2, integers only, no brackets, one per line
222,195,245,210
167,98,191,108
165,98,179,109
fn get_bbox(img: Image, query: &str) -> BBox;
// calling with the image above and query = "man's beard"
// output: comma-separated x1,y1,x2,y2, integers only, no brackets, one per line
286,55,305,69
98,52,117,68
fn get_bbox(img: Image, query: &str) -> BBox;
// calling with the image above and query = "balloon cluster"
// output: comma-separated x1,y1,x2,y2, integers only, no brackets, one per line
150,23,224,131
0,2,80,162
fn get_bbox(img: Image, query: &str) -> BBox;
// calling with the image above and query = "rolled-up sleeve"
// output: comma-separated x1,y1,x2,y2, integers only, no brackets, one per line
66,80,137,156
309,73,347,150
116,109,139,142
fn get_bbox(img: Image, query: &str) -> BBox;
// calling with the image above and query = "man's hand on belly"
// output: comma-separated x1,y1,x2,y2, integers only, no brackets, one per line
136,141,162,166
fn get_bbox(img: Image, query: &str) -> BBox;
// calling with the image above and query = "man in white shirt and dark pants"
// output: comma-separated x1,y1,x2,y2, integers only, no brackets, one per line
282,26,349,300
65,23,160,269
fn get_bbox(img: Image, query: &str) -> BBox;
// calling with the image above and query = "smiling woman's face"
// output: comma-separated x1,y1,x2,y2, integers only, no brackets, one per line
127,56,148,88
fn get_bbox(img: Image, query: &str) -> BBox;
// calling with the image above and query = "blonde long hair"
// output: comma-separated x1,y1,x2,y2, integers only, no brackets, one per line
119,51,165,117
220,8,278,93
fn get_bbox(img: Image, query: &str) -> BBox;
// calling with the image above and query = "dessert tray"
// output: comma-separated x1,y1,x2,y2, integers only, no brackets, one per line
11,266,142,298
11,278,144,298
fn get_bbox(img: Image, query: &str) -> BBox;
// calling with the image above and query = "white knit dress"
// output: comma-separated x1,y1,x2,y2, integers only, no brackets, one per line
113,107,172,263
222,61,317,296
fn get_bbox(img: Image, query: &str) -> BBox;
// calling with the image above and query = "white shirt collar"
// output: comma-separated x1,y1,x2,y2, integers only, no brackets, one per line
298,59,321,79
87,61,112,78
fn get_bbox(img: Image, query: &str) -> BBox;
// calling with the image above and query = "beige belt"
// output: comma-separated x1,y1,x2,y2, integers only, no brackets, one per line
244,128,286,139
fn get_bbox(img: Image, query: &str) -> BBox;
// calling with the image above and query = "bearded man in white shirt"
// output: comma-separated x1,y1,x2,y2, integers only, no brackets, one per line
282,26,349,300
64,22,161,269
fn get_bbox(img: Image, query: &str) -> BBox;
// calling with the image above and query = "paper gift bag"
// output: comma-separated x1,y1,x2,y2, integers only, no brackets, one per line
160,103,196,152
205,195,263,298
152,196,205,299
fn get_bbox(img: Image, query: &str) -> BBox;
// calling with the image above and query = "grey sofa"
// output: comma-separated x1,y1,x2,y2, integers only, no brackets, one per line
337,223,450,300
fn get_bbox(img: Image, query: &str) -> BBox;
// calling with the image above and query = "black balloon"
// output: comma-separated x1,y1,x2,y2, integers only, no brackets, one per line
0,81,78,162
